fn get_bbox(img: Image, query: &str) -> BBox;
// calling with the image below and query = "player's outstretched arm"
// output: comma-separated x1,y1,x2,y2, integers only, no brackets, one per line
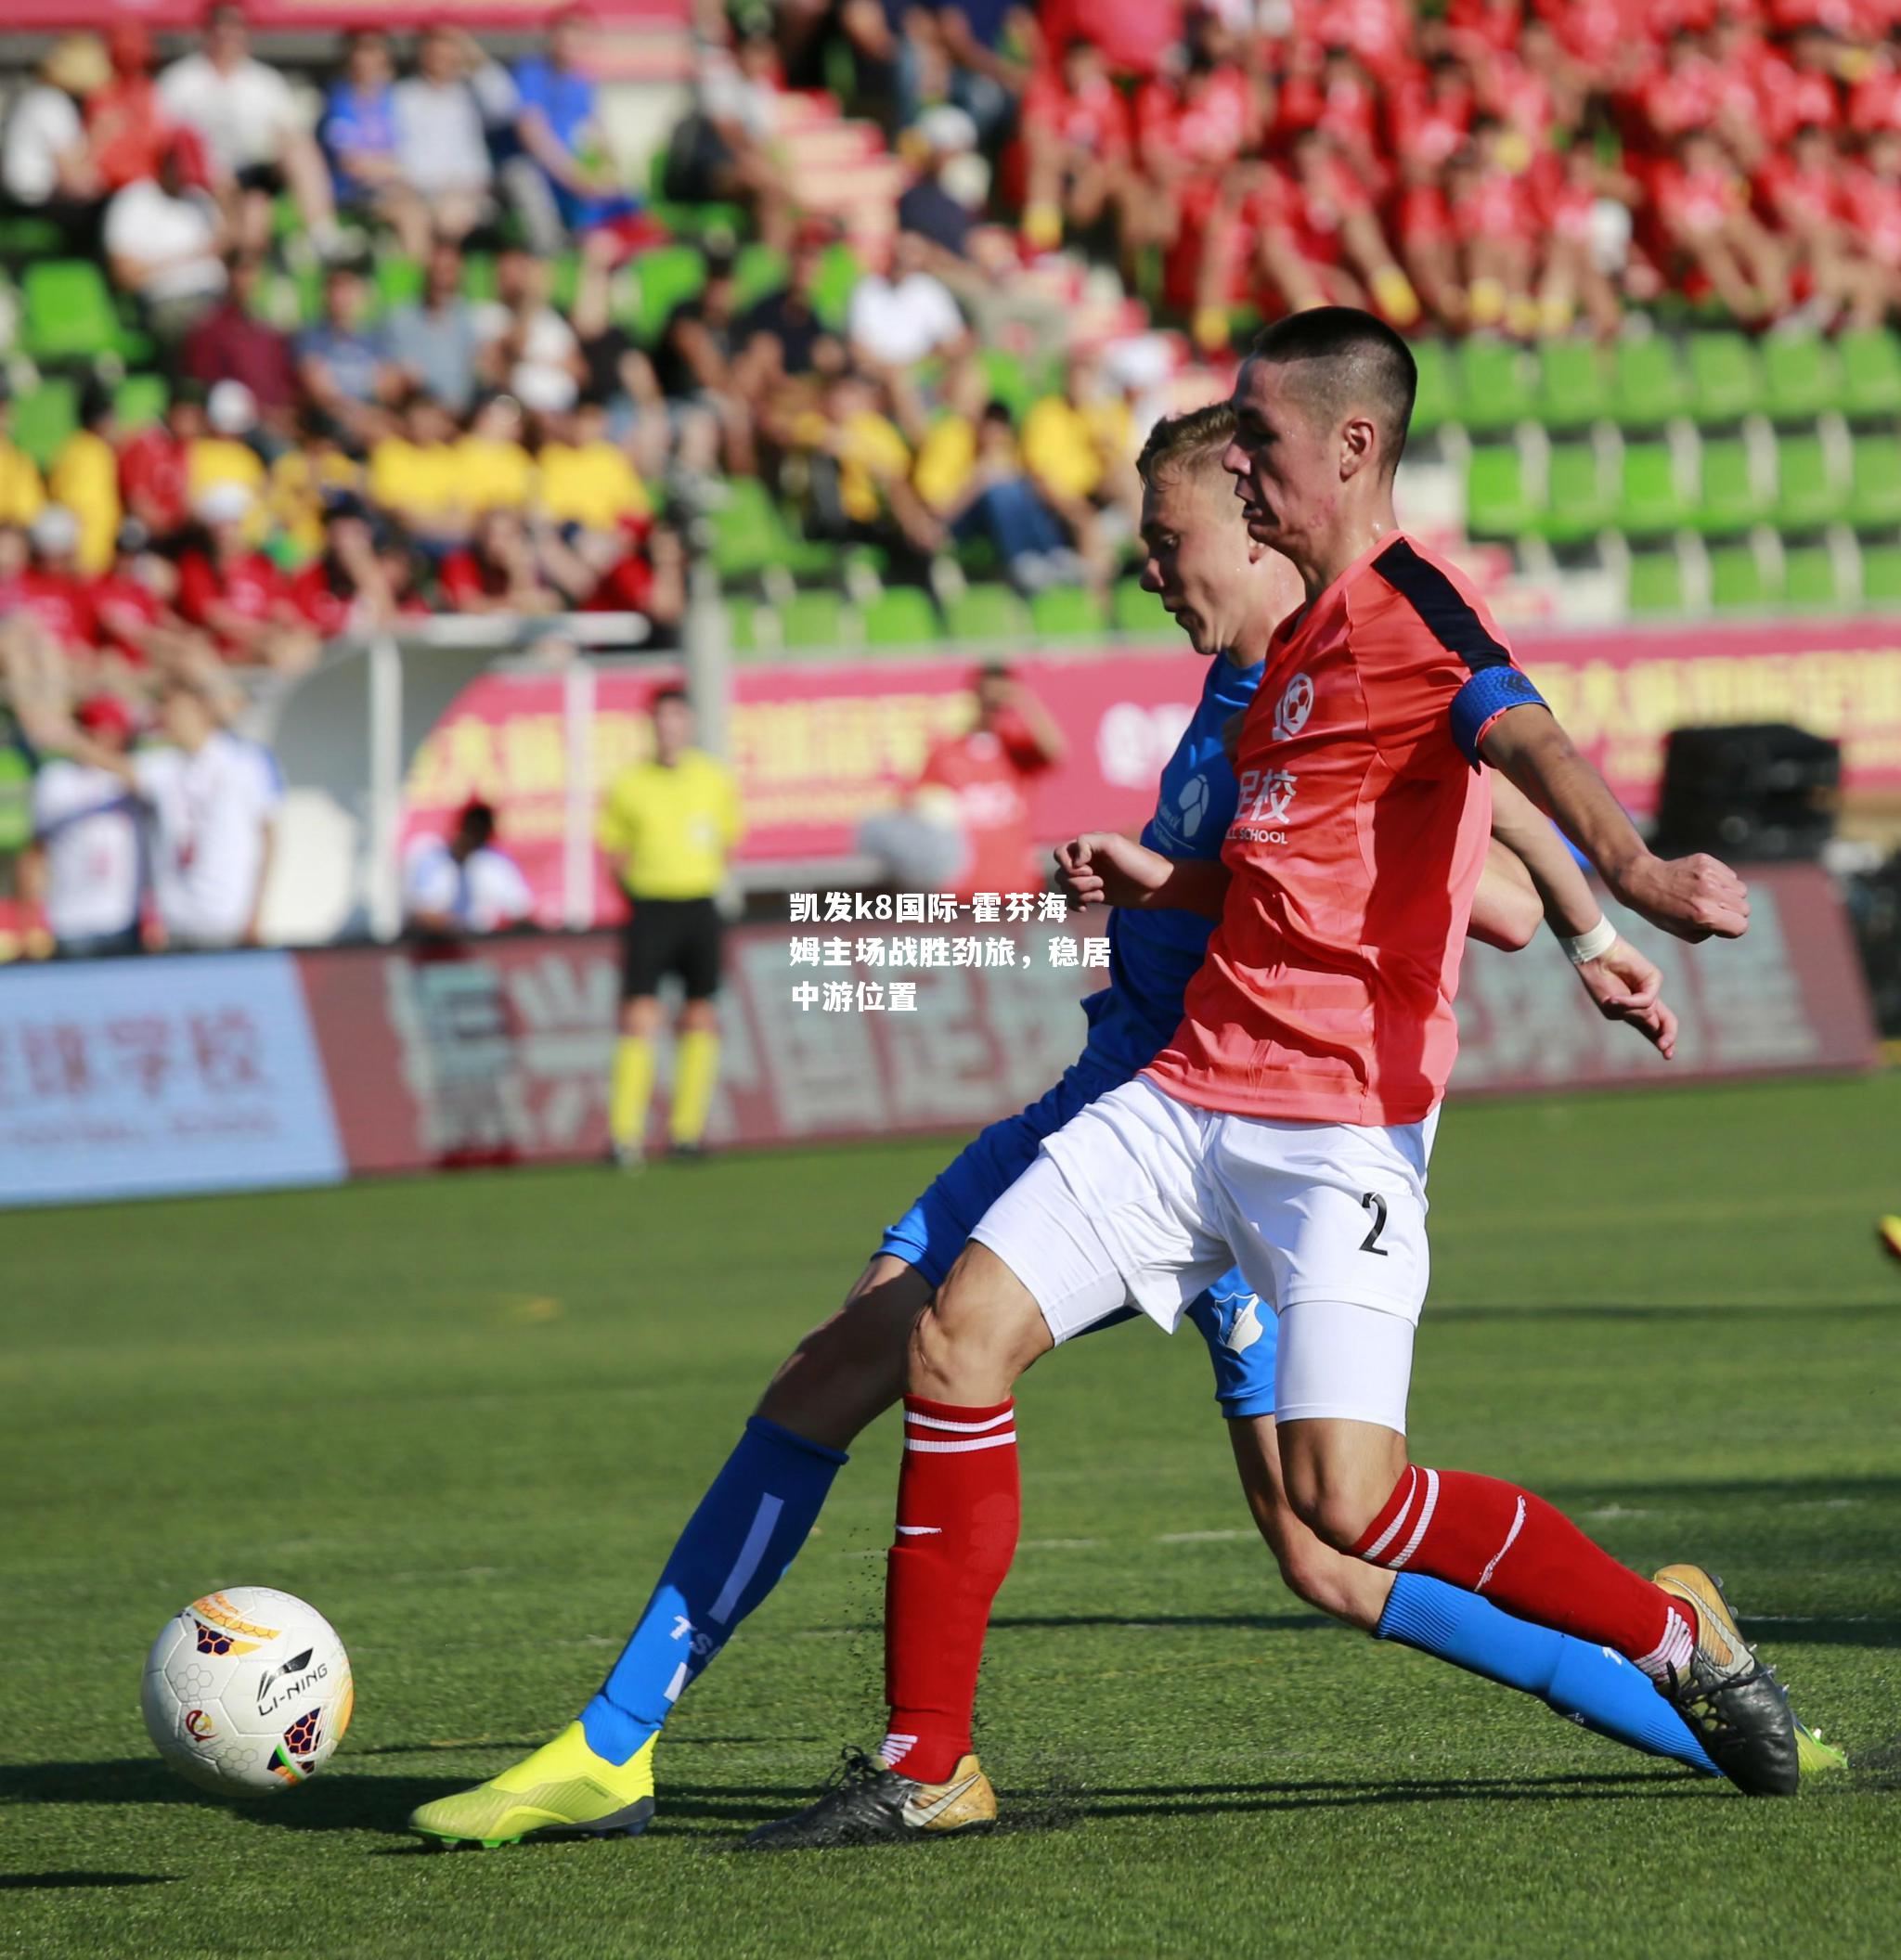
1054,832,1230,918
1478,704,1749,943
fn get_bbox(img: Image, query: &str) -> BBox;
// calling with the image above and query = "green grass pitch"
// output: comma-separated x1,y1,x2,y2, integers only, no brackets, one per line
4,1073,1899,1957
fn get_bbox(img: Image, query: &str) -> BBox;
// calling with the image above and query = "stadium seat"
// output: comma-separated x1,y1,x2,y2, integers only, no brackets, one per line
1692,435,1768,535
1761,332,1842,421
1536,340,1613,432
1781,544,1842,610
12,379,77,469
1455,339,1537,435
1029,585,1108,639
1847,433,1901,530
734,243,788,310
1771,432,1844,532
1708,541,1772,610
374,253,424,310
631,243,708,345
1839,329,1901,419
21,260,140,364
943,581,1029,641
112,374,168,430
1686,331,1764,425
1612,336,1689,429
1615,440,1690,540
1860,542,1901,603
1112,577,1171,636
1626,550,1688,615
1465,445,1539,539
1408,340,1457,436
978,348,1034,421
1532,440,1612,547
860,586,939,647
776,588,850,651
709,478,837,583
811,243,863,332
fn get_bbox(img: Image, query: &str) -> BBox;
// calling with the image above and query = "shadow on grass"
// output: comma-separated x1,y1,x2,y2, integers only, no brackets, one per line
992,1611,1334,1634
0,1872,177,1890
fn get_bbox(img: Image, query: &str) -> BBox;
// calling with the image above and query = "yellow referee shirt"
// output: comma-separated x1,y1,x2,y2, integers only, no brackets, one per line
598,748,744,900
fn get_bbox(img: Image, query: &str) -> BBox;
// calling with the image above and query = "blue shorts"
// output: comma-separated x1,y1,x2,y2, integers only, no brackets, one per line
878,1055,1278,1419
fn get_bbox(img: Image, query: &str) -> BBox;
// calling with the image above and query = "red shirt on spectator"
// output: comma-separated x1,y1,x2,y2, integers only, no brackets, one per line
1758,151,1843,228
918,716,1054,901
1752,54,1841,144
1038,0,1182,78
120,425,191,537
1840,157,1901,255
1021,66,1132,158
1390,72,1474,168
1291,0,1409,80
437,549,511,612
179,548,290,650
288,561,352,638
1138,68,1255,174
181,303,298,418
1849,64,1901,134
584,549,656,613
18,569,97,652
1654,156,1746,235
87,74,174,192
90,572,162,661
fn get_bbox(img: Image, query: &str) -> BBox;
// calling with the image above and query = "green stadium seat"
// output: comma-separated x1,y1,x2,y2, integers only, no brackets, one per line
1532,440,1612,547
1693,435,1768,535
1772,432,1843,532
1708,542,1772,611
978,348,1034,420
1029,585,1108,639
734,243,789,310
0,212,63,262
461,252,498,303
1612,337,1689,429
631,242,707,345
1455,339,1537,435
1686,331,1763,425
374,253,424,310
726,597,761,653
1627,550,1688,615
112,374,168,431
1465,445,1539,539
1615,440,1690,540
1847,433,1901,530
1781,544,1842,610
944,581,1029,641
1536,340,1614,432
1111,577,1171,636
21,260,139,364
11,378,77,470
811,243,863,332
1838,329,1901,419
1409,340,1457,436
860,586,939,647
1761,332,1842,421
1860,542,1901,603
776,588,850,651
550,251,581,315
709,478,836,583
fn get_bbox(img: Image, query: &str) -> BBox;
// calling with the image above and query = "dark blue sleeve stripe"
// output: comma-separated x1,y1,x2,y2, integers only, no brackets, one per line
1372,536,1513,672
1450,666,1546,765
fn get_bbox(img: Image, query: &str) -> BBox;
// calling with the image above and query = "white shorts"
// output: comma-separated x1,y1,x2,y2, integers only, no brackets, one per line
967,1076,1436,1433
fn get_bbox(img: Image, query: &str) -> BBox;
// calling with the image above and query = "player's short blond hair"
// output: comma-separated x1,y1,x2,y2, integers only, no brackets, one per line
1135,401,1236,496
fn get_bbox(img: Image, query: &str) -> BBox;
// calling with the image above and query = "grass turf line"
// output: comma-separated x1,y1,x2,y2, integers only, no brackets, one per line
2,1072,1898,1957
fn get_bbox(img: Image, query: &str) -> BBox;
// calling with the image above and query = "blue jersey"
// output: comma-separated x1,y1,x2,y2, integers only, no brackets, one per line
1078,651,1264,1075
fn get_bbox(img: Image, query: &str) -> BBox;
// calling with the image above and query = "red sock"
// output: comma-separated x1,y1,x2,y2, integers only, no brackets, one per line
881,1396,1019,1783
1353,1465,1696,1682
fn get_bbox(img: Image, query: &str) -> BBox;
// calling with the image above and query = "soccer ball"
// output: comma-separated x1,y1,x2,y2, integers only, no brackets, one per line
141,1588,354,1797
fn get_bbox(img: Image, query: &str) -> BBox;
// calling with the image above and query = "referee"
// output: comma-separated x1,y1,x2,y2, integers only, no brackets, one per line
599,686,744,1167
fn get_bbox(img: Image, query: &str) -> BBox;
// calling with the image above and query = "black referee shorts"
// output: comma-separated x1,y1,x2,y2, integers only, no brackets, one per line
621,895,724,1001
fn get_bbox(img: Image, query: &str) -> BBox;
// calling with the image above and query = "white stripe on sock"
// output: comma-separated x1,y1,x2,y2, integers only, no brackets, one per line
879,1732,917,1768
1388,1467,1441,1571
1474,1495,1527,1594
664,1661,689,1703
903,1431,1017,1453
1635,1608,1696,1683
1361,1466,1419,1564
904,1409,1015,1434
707,1491,784,1625
896,1524,941,1536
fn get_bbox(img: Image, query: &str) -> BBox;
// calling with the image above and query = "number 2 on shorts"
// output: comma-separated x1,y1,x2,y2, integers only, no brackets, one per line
1359,1192,1390,1256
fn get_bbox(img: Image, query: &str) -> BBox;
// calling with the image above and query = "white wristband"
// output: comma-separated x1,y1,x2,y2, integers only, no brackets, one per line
1563,916,1618,965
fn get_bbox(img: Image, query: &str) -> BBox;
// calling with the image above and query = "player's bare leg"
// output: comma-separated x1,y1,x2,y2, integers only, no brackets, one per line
757,1256,932,1451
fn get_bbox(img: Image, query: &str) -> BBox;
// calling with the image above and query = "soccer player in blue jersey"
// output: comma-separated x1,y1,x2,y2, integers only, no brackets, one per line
409,405,1828,1849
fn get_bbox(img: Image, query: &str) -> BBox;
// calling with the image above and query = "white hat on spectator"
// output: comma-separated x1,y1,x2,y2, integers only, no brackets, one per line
916,105,978,156
29,505,82,556
512,363,579,417
207,379,258,436
196,482,255,525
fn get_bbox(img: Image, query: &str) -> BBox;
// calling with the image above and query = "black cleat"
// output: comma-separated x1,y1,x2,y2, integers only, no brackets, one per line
745,1747,996,1850
1654,1565,1799,1796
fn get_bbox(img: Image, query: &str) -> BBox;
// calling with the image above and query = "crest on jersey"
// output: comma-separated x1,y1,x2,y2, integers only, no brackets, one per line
1272,673,1314,741
1177,773,1209,838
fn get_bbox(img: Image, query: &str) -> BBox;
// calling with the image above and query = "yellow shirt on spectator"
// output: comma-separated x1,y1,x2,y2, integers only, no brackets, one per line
271,445,360,562
1022,395,1132,503
537,441,651,533
369,437,463,526
835,410,912,525
187,436,268,539
458,435,536,512
0,440,45,529
48,431,120,574
913,415,977,515
598,748,744,900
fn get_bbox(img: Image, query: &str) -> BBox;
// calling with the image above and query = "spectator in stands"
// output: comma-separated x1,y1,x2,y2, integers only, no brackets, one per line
282,499,382,635
159,2,338,257
538,395,653,539
895,105,985,266
919,391,1090,594
47,382,122,575
1762,122,1888,331
177,482,318,670
23,692,146,960
88,25,175,198
17,506,101,673
440,506,565,617
181,252,298,438
119,386,200,541
846,228,970,426
458,391,537,516
584,517,686,646
666,22,795,251
735,225,844,384
103,134,228,339
367,393,468,552
188,380,268,518
391,25,512,246
1019,34,1138,259
296,260,396,448
0,386,46,533
567,248,671,477
890,1,1029,147
1655,128,1788,326
385,241,488,415
2,34,110,246
800,368,942,568
509,7,642,254
93,518,204,670
1020,352,1138,588
652,240,757,476
404,797,534,939
320,28,431,261
477,244,588,417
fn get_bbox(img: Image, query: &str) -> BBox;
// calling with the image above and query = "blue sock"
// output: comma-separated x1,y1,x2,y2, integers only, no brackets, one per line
1376,1572,1718,1777
580,1416,847,1765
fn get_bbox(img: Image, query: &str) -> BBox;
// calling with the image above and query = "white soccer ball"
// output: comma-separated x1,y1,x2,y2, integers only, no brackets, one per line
141,1588,354,1797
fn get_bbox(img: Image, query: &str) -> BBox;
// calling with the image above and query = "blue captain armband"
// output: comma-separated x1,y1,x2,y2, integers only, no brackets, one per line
1450,664,1547,766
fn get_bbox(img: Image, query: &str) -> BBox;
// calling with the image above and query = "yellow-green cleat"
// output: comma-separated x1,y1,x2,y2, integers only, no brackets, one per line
1795,1716,1849,1775
407,1722,655,1849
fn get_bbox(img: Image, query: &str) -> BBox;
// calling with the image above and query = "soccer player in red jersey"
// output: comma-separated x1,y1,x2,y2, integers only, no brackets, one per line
755,309,1799,1848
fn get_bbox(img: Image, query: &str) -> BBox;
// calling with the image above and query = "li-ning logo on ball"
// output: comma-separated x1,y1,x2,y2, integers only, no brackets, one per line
1232,767,1298,844
255,1655,329,1720
1272,672,1314,741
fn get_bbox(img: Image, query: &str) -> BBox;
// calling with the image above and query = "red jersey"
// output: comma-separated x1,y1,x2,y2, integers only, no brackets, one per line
17,568,97,651
119,426,189,537
1022,70,1132,158
179,549,289,647
1144,535,1522,1127
91,572,162,659
918,716,1053,900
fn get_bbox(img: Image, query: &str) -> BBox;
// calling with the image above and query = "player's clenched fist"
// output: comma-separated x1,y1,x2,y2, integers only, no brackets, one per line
1612,851,1751,943
1054,833,1175,910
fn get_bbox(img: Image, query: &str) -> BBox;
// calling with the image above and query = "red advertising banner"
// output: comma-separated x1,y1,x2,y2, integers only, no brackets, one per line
295,864,1876,1177
401,618,1901,930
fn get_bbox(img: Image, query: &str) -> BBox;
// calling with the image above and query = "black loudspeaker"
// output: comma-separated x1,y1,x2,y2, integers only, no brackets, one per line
1650,722,1840,862
1845,855,1901,1038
